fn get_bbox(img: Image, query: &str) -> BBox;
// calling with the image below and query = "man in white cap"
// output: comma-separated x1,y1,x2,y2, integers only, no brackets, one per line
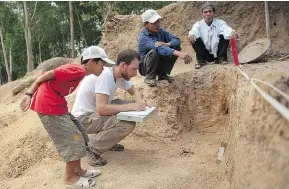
188,3,238,69
138,9,192,87
72,49,147,166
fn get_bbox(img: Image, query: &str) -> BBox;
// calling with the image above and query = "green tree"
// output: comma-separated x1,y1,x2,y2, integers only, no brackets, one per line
0,2,24,82
0,1,174,83
23,1,37,72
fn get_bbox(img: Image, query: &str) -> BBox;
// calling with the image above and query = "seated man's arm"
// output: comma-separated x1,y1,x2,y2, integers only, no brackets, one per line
126,85,143,102
188,21,201,43
96,94,147,116
138,32,156,54
95,75,146,116
158,28,192,64
96,93,135,116
219,20,235,39
163,28,181,49
138,30,192,63
138,32,174,57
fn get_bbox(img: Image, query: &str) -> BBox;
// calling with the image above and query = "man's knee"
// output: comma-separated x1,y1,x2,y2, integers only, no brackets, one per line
192,37,202,50
146,49,160,60
218,35,229,44
123,121,136,133
195,37,203,45
119,121,136,139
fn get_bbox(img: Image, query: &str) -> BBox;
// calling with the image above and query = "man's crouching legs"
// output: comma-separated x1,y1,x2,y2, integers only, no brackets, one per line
87,116,136,166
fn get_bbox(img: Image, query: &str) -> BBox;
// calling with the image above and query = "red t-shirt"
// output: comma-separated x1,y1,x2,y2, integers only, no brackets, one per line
30,64,86,115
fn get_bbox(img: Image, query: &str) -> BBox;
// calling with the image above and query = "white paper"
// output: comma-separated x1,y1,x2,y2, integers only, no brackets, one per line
117,107,157,122
119,107,155,116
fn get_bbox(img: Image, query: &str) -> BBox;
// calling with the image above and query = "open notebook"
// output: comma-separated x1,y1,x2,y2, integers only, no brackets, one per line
117,107,157,123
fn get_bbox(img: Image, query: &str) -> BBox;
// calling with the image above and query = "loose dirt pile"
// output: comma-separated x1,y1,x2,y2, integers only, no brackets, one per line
0,1,289,189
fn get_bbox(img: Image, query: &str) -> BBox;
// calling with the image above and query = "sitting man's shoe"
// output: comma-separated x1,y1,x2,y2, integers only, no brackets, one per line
165,75,174,83
195,59,206,69
158,74,174,83
109,143,124,151
87,151,107,166
144,78,156,87
221,60,229,65
195,63,202,69
217,58,229,65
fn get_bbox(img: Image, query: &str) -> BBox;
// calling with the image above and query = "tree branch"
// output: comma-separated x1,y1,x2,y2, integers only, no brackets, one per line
30,1,38,22
9,46,12,76
74,4,87,46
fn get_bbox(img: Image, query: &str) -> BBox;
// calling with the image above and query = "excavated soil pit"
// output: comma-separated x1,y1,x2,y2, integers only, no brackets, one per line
1,1,289,188
0,62,289,189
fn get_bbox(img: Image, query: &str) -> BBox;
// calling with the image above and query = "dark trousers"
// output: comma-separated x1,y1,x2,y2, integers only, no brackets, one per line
192,35,229,62
138,49,178,79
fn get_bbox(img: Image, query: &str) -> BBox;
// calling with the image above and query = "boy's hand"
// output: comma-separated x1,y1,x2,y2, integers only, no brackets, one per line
20,95,32,112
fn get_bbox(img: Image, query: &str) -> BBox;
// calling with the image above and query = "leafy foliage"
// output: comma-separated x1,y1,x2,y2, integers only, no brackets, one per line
0,1,173,83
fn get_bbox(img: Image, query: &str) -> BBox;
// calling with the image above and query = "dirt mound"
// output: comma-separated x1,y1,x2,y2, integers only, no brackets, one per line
0,127,59,179
130,67,232,139
101,1,289,60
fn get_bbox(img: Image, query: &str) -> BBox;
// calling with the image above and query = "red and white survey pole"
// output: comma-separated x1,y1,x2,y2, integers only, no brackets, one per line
230,37,239,66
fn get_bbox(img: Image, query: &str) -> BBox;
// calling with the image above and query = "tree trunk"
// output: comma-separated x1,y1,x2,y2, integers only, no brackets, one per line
69,1,74,58
9,46,12,77
0,26,12,82
23,1,34,73
0,66,2,85
75,5,87,47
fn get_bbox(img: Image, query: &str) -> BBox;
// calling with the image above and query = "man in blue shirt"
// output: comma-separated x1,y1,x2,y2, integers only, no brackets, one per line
138,9,192,87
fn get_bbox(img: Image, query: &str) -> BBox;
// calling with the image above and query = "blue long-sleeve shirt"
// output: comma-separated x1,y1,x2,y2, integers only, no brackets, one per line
137,27,181,60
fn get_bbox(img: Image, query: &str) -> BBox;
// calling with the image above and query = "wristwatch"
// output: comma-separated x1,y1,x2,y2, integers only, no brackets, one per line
25,92,33,98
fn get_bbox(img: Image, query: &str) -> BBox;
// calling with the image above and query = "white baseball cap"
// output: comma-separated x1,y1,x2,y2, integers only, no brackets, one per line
81,46,116,67
141,9,162,23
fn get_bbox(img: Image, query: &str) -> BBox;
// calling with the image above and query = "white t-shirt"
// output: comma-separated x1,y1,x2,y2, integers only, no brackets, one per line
71,67,133,117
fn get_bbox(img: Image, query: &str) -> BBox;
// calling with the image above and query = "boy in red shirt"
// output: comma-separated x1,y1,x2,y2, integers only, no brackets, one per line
19,46,115,188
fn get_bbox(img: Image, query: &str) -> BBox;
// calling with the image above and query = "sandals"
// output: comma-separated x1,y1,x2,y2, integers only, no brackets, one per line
65,177,95,189
109,143,124,151
82,169,101,178
66,169,100,188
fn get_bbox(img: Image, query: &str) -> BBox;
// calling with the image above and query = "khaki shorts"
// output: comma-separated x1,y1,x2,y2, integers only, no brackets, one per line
38,113,86,162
